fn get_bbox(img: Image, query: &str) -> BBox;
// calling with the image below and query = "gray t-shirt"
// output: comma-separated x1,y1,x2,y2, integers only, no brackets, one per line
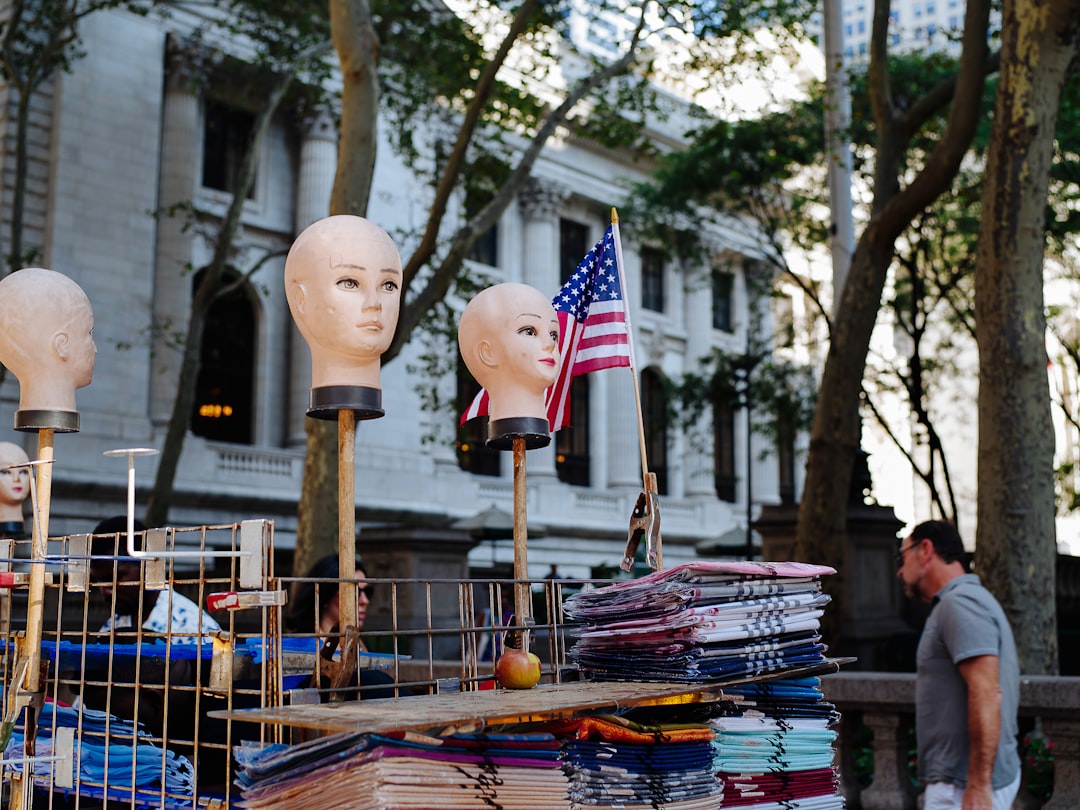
915,574,1020,789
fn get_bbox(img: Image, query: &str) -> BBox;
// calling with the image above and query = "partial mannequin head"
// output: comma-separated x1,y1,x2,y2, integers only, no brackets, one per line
0,268,96,414
284,216,402,390
458,283,560,422
0,441,30,522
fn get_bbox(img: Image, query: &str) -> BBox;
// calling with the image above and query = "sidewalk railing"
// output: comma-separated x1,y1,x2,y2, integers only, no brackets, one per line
821,671,1080,810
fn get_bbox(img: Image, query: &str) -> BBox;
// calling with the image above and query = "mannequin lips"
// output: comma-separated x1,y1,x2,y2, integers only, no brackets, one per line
356,321,383,331
539,358,556,366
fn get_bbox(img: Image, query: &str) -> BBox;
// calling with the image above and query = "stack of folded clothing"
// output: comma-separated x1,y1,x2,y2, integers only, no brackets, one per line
711,677,844,809
233,728,569,809
544,714,721,810
3,701,195,806
563,561,836,683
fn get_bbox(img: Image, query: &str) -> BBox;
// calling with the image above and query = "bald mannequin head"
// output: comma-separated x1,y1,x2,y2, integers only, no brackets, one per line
284,216,402,390
0,441,30,523
0,268,96,414
458,283,560,422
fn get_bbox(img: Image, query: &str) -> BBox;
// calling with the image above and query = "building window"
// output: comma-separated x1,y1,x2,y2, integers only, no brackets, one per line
711,269,734,332
560,218,590,283
202,99,256,199
556,377,590,486
456,357,500,477
641,369,668,495
641,246,665,313
467,217,499,267
191,269,255,444
714,401,736,502
464,156,506,267
778,422,796,505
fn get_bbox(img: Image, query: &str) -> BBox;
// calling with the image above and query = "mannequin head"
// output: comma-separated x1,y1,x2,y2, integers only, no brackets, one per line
284,216,402,390
0,268,96,414
458,283,560,422
0,442,30,523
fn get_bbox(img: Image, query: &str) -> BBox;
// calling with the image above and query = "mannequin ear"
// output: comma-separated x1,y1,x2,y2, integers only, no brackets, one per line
52,331,71,361
292,282,308,315
477,339,497,368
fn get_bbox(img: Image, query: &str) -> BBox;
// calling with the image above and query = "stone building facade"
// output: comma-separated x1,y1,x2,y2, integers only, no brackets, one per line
0,6,808,578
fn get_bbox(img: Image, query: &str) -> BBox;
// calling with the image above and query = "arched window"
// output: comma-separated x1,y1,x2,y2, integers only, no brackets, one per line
640,369,668,495
556,376,590,486
190,269,256,444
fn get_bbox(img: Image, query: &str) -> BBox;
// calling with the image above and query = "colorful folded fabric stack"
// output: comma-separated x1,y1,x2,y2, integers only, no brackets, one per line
544,714,721,809
563,561,836,683
3,701,195,807
233,728,570,809
711,677,844,809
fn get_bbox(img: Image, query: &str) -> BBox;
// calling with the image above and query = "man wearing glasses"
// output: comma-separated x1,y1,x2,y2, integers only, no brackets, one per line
896,520,1020,810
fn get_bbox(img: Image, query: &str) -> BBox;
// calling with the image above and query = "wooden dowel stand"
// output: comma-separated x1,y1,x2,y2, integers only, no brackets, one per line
338,409,357,635
512,436,530,628
13,429,54,807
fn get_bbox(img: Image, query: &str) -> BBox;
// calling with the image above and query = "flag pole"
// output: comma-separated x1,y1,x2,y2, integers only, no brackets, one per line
610,208,650,494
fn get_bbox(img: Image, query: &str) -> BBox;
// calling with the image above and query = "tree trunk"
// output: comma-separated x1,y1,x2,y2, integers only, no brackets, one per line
794,0,992,647
293,0,381,571
293,416,340,580
974,0,1079,675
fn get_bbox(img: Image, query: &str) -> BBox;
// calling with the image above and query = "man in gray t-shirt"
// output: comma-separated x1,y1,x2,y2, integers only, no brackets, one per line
897,520,1020,810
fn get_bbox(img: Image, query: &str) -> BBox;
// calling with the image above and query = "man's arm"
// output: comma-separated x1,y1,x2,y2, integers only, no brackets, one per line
957,654,1001,810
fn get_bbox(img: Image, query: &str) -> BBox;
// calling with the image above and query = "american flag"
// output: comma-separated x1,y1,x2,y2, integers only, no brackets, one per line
461,223,632,431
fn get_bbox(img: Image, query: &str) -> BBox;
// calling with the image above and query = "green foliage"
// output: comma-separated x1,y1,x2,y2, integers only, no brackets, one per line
670,347,817,458
1022,731,1055,804
1046,72,1080,252
0,0,154,86
634,94,826,239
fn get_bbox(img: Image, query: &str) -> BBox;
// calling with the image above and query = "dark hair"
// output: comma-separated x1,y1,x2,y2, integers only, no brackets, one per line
909,520,969,568
90,515,148,557
286,554,365,632
93,515,147,536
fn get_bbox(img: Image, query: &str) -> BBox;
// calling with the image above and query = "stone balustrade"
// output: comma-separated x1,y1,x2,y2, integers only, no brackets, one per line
822,671,1080,810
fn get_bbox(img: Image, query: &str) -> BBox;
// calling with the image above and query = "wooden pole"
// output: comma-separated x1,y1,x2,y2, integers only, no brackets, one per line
338,409,357,632
16,429,54,804
512,437,530,626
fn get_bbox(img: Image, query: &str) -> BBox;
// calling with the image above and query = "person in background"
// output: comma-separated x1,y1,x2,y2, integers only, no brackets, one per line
287,554,399,699
896,520,1020,810
81,517,219,762
89,515,220,642
287,553,371,638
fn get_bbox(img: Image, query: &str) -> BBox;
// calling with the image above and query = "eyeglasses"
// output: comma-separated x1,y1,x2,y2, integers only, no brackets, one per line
357,585,374,599
895,543,918,568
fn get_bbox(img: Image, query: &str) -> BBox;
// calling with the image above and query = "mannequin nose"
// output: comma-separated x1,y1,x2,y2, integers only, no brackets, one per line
361,288,382,310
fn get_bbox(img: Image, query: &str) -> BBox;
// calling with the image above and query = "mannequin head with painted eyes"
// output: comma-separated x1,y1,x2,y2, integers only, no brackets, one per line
458,283,560,423
284,216,403,390
0,268,96,415
0,442,30,523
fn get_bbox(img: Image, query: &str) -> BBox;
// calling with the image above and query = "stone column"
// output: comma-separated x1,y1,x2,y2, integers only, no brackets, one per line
683,262,717,497
516,178,569,478
1042,717,1080,810
518,177,569,291
286,105,337,448
859,711,918,810
150,36,209,426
